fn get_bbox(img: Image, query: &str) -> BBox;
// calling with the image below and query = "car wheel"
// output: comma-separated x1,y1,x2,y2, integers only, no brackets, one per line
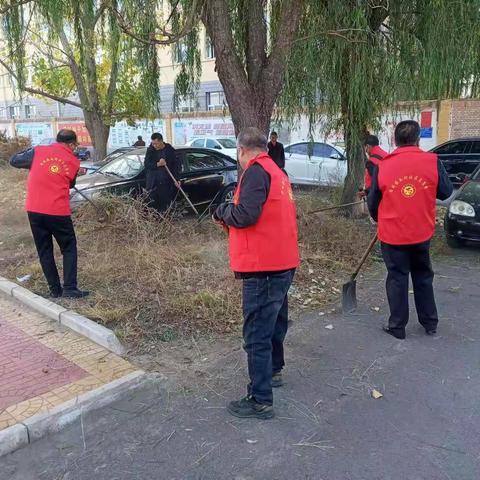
446,236,464,248
219,184,235,204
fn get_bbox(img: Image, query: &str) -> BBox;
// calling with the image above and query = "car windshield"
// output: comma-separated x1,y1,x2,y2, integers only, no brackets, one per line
217,138,236,149
472,168,480,181
97,154,143,179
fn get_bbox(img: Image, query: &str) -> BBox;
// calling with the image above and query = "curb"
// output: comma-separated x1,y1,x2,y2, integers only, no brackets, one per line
0,371,164,458
0,276,124,355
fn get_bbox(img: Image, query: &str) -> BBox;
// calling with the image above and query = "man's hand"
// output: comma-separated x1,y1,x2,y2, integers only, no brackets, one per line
157,158,166,167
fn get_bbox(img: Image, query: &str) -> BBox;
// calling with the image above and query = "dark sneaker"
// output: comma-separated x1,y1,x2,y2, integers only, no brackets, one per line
425,329,437,336
272,372,284,388
63,288,90,299
227,395,274,419
382,326,406,340
49,289,63,298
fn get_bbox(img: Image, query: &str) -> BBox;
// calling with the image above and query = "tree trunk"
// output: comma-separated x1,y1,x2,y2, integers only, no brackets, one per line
84,112,110,162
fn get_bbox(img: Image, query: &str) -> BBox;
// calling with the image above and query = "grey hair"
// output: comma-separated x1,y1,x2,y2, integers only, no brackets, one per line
237,127,268,151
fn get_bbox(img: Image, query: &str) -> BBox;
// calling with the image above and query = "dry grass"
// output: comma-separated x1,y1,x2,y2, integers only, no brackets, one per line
0,167,450,354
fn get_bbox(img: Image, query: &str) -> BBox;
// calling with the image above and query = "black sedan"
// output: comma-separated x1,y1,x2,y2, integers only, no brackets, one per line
444,164,480,247
71,146,237,210
431,137,480,186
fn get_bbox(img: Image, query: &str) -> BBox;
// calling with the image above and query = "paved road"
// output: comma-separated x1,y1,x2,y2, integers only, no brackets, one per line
1,249,479,480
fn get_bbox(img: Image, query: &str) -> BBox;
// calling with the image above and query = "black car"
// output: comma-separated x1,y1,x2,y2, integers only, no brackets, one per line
431,137,480,186
71,146,237,210
444,164,480,247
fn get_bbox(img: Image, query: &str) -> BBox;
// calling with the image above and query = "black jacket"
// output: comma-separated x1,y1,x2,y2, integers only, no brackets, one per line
368,159,453,222
267,141,285,169
144,143,179,189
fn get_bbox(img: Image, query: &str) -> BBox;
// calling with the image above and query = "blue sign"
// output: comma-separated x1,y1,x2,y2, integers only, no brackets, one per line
420,127,433,138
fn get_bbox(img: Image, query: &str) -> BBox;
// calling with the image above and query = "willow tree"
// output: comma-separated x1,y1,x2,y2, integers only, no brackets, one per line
279,0,480,202
1,0,160,160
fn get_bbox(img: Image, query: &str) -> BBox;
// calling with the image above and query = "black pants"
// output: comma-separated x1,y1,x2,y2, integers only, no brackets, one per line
28,212,78,293
381,241,438,335
146,176,175,213
242,269,295,405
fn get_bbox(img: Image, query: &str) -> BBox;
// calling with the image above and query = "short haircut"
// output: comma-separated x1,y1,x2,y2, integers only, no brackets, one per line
138,135,143,139
271,131,278,136
237,127,268,151
364,135,379,147
151,132,163,141
56,129,77,144
395,120,420,146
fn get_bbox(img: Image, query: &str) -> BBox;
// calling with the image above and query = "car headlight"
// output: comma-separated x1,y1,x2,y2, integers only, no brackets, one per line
449,200,476,217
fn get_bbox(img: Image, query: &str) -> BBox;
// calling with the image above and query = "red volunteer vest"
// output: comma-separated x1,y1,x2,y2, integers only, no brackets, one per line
25,143,80,216
229,153,300,272
364,145,388,190
377,146,438,245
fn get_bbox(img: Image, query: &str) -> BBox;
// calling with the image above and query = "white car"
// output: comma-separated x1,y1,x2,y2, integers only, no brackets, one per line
186,137,237,159
284,141,347,186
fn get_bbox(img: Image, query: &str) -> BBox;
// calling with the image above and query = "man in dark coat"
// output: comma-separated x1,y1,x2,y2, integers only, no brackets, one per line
133,136,146,147
144,133,180,212
267,131,285,169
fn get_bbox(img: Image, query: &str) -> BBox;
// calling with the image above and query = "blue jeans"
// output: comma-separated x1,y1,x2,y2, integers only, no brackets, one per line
242,269,295,405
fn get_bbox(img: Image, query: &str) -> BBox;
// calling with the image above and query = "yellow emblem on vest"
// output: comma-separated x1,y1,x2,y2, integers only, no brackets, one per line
401,184,416,198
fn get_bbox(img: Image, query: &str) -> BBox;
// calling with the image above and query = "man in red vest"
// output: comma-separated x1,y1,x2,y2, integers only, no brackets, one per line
363,135,388,194
368,121,452,339
10,129,89,299
214,127,300,419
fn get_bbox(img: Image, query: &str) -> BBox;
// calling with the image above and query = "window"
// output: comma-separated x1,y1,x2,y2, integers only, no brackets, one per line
24,105,36,119
206,91,225,111
98,154,143,178
217,138,236,149
312,143,336,158
175,96,197,113
174,41,188,64
192,139,205,147
206,139,220,149
185,151,228,171
288,143,309,155
205,37,215,59
8,105,20,119
469,141,480,154
434,141,469,155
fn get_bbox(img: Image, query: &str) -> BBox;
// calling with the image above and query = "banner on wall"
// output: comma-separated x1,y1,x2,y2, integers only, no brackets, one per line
57,122,92,146
172,117,235,145
15,123,53,145
109,119,166,148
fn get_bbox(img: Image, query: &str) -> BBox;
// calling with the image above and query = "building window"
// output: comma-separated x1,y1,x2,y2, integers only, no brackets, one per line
174,41,188,64
205,37,215,59
8,105,20,119
175,96,197,113
24,105,36,119
206,91,226,111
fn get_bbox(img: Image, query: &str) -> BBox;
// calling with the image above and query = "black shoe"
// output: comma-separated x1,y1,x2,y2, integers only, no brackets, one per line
63,288,90,299
382,326,406,340
49,288,63,298
227,395,274,419
272,372,284,388
425,329,437,336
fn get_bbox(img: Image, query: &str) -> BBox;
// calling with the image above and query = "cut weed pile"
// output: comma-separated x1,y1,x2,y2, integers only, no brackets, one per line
0,168,449,354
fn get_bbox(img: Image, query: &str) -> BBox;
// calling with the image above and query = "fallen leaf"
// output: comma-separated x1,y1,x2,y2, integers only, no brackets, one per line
16,274,32,283
371,389,383,399
325,324,334,330
246,439,258,444
318,312,325,316
371,307,380,312
308,268,314,275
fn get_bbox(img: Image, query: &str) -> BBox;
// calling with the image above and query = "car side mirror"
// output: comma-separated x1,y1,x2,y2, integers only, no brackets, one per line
214,145,221,149
330,152,342,160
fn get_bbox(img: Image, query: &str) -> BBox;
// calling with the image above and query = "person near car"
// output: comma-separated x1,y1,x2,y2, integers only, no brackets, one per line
363,135,388,195
144,132,180,213
368,120,453,340
267,131,285,169
9,129,89,299
213,127,300,419
133,136,146,147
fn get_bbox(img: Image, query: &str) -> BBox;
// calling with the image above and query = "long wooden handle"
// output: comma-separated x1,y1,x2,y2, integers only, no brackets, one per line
164,165,199,216
351,234,378,281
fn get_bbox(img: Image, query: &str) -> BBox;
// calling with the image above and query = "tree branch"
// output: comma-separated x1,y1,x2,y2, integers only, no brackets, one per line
0,57,82,107
0,0,32,15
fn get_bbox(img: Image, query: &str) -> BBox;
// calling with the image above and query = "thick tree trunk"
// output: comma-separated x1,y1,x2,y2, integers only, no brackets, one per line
84,112,110,162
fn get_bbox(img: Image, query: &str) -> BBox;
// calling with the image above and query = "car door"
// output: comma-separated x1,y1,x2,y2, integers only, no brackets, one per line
284,143,309,184
433,140,471,182
101,154,145,197
465,141,480,176
180,150,228,205
310,143,347,186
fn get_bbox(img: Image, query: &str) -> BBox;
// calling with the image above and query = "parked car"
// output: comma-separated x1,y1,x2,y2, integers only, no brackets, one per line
431,137,480,186
283,141,347,186
71,147,237,209
444,163,480,247
185,137,237,160
78,147,135,176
